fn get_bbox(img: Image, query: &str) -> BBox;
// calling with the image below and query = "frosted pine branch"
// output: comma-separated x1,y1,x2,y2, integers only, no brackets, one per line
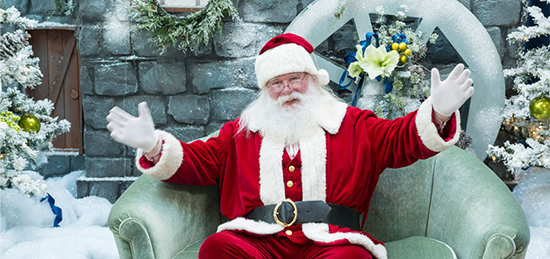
0,30,30,60
488,138,550,176
0,6,38,28
508,6,550,42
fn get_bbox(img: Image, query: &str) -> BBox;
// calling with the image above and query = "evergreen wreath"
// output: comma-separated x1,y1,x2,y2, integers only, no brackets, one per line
53,0,76,16
127,0,238,53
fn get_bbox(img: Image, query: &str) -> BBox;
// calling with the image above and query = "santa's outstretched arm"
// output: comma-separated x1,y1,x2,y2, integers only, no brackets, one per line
430,63,474,124
106,102,160,155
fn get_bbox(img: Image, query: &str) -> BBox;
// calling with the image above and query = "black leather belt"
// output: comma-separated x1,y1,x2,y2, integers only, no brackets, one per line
244,199,360,231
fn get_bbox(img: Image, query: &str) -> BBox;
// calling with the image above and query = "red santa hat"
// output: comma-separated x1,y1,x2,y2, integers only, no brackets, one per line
255,33,330,89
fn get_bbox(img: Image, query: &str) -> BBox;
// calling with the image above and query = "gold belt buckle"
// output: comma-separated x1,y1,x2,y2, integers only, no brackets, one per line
273,198,298,227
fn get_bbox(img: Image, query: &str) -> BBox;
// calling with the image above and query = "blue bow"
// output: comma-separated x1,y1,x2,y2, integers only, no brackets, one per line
41,193,63,227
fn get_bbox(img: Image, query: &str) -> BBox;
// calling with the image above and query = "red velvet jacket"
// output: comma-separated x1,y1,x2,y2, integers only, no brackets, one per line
137,97,460,259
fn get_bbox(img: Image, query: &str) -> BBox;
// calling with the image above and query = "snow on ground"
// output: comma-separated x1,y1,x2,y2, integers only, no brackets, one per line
513,168,550,259
1,171,118,259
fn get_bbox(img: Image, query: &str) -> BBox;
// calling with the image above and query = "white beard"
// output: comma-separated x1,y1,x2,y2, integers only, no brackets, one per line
239,80,345,145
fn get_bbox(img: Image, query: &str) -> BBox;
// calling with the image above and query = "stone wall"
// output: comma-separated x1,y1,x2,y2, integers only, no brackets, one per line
3,0,525,203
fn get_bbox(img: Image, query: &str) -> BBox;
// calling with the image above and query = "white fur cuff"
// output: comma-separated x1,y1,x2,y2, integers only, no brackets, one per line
302,223,388,259
415,97,461,152
217,217,284,235
135,130,184,181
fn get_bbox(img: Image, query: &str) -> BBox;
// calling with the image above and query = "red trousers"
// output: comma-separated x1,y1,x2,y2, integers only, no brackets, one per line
199,230,373,259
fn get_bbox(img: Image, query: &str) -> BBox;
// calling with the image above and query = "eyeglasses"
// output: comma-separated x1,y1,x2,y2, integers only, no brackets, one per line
266,73,307,93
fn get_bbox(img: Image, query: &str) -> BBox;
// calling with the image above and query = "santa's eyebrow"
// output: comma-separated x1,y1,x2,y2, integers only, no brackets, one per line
267,78,282,84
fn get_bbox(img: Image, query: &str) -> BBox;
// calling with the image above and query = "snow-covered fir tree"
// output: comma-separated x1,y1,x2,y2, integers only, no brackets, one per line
487,1,550,176
0,6,70,198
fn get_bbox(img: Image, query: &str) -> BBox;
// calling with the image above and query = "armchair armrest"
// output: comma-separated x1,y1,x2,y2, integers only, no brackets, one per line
108,175,220,259
428,147,530,259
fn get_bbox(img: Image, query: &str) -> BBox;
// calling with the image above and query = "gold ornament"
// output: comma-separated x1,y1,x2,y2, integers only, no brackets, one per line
530,96,550,120
0,154,4,159
403,49,412,56
398,42,408,51
399,55,408,63
18,113,41,132
391,42,399,50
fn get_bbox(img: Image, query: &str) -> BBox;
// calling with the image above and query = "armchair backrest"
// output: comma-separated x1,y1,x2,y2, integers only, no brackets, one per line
364,150,436,242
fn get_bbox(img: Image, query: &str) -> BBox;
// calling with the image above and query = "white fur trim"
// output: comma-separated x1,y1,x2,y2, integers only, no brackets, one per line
415,97,461,152
299,126,327,201
315,98,348,134
302,223,388,259
259,137,286,205
217,217,284,234
315,69,330,85
135,130,183,181
256,92,346,204
255,43,320,89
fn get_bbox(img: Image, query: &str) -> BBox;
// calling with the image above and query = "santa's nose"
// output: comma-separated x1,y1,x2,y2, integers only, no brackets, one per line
280,84,294,95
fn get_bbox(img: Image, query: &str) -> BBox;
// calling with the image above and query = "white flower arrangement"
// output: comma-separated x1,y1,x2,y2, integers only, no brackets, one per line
344,5,438,119
348,44,399,80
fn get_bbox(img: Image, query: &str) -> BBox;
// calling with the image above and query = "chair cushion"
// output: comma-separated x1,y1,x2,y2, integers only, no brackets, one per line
385,236,457,259
173,236,456,259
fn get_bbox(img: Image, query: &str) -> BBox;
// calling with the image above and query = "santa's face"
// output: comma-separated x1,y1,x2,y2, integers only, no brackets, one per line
239,76,345,145
265,72,309,106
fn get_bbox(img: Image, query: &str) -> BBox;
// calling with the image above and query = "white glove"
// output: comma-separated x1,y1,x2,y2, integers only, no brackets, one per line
431,63,474,117
106,102,158,152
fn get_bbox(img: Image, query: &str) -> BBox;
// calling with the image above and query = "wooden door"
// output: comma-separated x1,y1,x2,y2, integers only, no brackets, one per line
27,29,82,153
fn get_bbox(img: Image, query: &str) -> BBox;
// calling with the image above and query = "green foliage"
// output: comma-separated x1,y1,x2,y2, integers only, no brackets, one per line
127,0,238,53
53,0,76,16
0,111,21,132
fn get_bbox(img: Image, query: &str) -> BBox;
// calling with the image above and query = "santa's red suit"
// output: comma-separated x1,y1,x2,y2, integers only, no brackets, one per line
136,95,460,259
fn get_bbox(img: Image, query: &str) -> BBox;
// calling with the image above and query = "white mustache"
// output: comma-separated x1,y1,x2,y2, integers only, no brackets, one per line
277,92,303,105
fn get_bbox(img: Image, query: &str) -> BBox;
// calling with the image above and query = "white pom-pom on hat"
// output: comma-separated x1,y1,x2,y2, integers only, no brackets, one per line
314,69,330,85
255,33,331,88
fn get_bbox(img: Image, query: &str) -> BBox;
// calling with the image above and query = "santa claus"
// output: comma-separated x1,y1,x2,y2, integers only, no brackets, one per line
106,33,473,259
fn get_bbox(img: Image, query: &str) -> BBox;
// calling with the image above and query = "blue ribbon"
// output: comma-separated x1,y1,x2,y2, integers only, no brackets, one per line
41,193,63,227
363,32,379,51
339,33,381,107
384,79,393,94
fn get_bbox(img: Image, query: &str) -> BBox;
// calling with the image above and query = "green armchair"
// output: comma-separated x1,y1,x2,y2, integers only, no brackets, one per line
108,146,530,259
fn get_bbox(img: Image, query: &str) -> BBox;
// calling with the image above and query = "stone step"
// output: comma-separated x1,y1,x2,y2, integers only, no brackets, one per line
84,157,140,178
76,176,138,204
31,151,85,178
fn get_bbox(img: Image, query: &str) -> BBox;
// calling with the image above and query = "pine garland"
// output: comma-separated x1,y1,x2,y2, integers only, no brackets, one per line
53,0,76,16
127,0,238,53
